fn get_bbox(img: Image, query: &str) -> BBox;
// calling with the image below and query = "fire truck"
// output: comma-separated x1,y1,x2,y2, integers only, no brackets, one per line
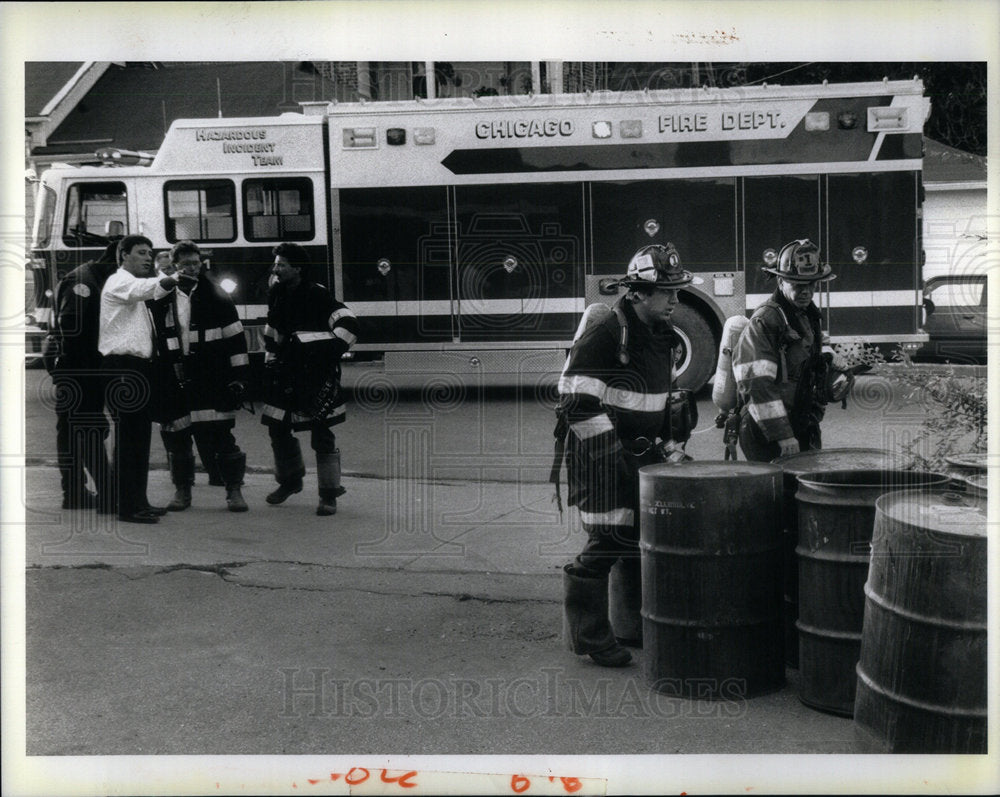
28,78,931,389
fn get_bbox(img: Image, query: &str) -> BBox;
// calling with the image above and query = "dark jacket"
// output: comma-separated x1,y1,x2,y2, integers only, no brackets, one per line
733,289,825,442
52,257,118,370
260,279,359,430
148,272,249,430
559,297,677,526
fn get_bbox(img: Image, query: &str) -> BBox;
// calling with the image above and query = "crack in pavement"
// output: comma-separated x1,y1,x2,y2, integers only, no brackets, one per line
419,591,556,606
29,560,561,605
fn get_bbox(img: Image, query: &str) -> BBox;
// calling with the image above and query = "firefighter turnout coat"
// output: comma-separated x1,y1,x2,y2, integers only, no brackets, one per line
148,273,250,432
260,279,359,431
559,297,678,531
733,289,825,446
53,259,117,371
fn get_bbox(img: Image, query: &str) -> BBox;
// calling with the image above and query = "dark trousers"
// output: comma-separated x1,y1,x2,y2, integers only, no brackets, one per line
54,370,110,502
574,520,640,577
570,448,650,577
161,425,240,475
268,422,336,458
102,355,155,516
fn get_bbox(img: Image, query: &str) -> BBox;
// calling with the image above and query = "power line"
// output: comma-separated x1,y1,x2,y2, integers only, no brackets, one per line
743,62,818,86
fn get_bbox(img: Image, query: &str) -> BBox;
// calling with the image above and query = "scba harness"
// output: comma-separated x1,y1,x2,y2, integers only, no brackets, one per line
549,303,696,516
716,297,864,459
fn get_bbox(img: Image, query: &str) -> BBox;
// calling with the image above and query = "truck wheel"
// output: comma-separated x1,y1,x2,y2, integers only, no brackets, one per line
671,304,716,392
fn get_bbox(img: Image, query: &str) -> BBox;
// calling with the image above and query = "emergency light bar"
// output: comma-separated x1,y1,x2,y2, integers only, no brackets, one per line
96,147,154,166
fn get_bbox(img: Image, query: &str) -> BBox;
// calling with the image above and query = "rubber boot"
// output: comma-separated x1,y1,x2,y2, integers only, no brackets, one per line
609,557,643,647
195,435,224,486
218,450,249,513
166,451,196,511
315,449,342,516
266,433,305,504
562,564,632,667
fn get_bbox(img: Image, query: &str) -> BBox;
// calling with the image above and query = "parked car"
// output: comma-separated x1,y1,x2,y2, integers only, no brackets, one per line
913,274,988,364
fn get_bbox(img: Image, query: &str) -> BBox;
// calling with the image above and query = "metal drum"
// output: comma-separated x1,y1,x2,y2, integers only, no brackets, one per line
639,462,784,699
772,449,908,669
854,490,987,753
943,452,989,495
794,469,950,716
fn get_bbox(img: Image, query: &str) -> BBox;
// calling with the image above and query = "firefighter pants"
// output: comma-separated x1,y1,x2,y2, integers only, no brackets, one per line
161,425,241,483
267,421,336,456
572,520,640,577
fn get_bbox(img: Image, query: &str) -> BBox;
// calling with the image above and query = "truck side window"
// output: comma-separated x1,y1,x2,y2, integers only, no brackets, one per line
164,180,236,242
243,178,314,241
62,182,128,247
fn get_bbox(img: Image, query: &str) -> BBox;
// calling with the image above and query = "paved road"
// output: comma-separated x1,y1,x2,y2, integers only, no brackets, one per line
22,362,935,480
11,363,977,794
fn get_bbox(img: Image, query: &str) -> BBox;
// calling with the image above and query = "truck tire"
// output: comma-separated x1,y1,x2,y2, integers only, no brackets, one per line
671,303,716,392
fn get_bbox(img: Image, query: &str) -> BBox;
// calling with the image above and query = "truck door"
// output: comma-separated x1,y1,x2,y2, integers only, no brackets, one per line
591,177,737,390
453,182,584,343
339,186,454,346
742,175,823,313
825,171,921,337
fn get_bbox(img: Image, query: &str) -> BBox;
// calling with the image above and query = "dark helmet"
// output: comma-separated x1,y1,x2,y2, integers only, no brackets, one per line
619,243,697,289
763,239,836,283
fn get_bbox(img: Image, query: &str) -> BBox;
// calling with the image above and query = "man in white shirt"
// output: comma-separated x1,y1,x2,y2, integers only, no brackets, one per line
98,235,188,523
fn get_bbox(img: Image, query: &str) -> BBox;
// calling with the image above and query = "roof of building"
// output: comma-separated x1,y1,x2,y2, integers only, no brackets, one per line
25,62,86,117
30,61,338,157
923,137,987,185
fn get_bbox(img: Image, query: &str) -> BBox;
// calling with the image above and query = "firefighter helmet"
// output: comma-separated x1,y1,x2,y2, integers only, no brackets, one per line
620,244,696,289
763,239,836,283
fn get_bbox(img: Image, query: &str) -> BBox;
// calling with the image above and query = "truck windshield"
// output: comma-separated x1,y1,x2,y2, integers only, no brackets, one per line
62,181,128,246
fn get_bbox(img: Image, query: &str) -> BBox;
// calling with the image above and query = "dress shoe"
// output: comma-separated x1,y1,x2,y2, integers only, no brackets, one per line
266,482,302,505
316,496,337,516
142,504,169,517
118,510,160,524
